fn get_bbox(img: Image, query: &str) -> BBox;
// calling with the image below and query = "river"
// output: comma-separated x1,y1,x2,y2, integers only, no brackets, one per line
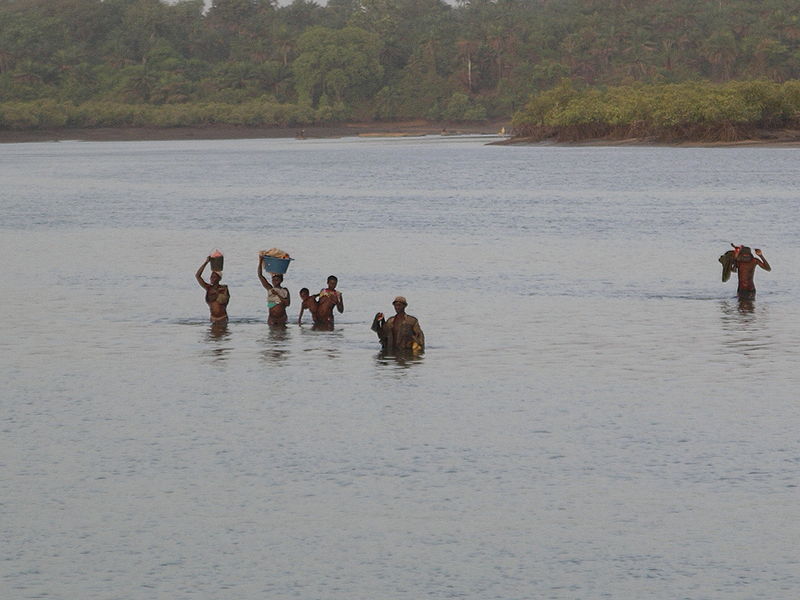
2,135,799,599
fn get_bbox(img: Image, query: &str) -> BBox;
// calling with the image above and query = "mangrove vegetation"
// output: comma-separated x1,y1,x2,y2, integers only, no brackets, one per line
512,80,800,142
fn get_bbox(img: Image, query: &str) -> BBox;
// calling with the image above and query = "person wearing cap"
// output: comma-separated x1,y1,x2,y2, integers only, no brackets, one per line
731,245,771,300
196,256,230,324
371,296,425,353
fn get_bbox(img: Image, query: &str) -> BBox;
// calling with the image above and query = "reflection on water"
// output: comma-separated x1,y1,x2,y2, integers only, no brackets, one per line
5,140,800,600
260,326,291,365
737,298,755,313
298,325,344,360
202,321,232,361
718,299,772,356
374,350,425,371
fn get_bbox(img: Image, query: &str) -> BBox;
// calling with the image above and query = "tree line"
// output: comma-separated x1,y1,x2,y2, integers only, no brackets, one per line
2,0,800,130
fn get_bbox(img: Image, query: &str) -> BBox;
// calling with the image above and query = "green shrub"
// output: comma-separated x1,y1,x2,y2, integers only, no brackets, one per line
512,80,800,141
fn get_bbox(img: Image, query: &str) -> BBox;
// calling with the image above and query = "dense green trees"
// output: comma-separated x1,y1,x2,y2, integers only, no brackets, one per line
512,80,800,141
292,26,383,114
3,0,800,131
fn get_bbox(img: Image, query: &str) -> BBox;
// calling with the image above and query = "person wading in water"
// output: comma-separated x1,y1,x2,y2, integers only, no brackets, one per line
297,287,319,325
315,275,343,330
196,257,230,324
257,257,290,326
733,245,771,301
371,296,425,353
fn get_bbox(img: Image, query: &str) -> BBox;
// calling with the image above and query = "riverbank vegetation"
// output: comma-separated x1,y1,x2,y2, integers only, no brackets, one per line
3,0,800,135
512,80,800,143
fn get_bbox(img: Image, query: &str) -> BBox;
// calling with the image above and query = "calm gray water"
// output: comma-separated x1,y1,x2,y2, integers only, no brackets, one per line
2,135,799,600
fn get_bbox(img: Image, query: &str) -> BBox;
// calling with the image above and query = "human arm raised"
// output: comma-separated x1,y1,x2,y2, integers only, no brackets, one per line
754,249,771,271
257,256,273,290
336,291,344,314
196,257,210,289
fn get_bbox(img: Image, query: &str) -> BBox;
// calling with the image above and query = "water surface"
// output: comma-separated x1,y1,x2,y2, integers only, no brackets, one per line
2,136,799,599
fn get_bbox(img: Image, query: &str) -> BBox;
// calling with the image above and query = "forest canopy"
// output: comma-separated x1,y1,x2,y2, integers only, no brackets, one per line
2,0,800,131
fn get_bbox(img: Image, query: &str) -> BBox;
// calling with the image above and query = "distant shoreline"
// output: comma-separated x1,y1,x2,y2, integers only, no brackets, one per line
0,120,510,144
4,121,799,147
499,129,800,148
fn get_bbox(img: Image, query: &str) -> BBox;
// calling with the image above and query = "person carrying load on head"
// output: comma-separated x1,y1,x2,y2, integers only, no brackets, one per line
371,296,425,354
258,255,290,326
196,254,230,324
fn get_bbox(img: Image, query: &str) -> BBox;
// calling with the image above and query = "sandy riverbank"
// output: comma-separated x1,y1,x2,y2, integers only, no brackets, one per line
0,119,511,144
6,120,798,147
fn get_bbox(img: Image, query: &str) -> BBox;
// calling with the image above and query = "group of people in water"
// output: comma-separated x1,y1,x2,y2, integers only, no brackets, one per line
195,255,425,353
195,243,769,353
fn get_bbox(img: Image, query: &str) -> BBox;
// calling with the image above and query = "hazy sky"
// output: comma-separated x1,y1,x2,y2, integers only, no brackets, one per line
185,0,322,9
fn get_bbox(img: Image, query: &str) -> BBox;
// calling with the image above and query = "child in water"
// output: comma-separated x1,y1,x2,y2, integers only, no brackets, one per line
297,288,319,325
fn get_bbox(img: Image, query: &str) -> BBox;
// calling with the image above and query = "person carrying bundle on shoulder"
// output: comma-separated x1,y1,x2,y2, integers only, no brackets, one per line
720,243,771,301
315,275,344,330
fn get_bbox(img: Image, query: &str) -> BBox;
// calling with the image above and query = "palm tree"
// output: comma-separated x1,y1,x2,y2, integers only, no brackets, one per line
701,30,737,81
